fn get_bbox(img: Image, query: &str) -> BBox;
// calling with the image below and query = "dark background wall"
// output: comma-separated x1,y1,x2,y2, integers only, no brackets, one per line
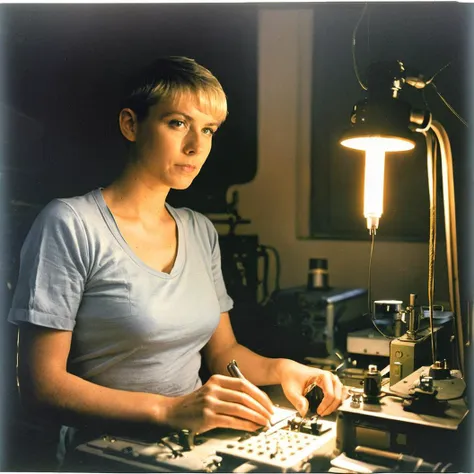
0,4,258,470
2,3,258,209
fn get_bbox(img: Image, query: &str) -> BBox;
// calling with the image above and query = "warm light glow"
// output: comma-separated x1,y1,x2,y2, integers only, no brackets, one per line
341,136,415,152
364,148,386,231
341,135,415,232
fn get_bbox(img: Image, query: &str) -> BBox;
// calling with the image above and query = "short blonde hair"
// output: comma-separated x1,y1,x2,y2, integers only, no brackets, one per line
120,56,228,124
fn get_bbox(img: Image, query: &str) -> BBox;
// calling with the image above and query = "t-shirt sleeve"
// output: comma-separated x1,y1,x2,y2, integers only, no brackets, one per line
202,216,234,314
8,199,90,331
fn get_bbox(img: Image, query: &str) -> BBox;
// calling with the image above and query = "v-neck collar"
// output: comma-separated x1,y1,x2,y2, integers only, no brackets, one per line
92,188,185,279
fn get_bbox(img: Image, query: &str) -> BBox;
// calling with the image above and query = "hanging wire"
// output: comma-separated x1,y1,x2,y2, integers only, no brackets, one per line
405,58,468,127
367,231,375,314
366,232,394,339
352,3,369,91
258,245,281,305
425,131,438,364
430,82,468,127
425,60,453,85
262,245,281,292
366,5,371,65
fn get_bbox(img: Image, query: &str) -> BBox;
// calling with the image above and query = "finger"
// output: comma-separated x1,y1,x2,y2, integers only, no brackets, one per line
282,379,309,417
297,396,309,418
214,385,273,421
314,373,336,416
321,377,344,416
220,376,274,415
211,397,271,427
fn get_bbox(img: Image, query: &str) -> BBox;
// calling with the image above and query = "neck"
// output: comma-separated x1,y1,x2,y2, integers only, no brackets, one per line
103,164,171,221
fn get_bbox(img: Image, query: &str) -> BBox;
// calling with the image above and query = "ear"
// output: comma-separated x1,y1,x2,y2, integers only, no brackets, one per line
119,108,138,142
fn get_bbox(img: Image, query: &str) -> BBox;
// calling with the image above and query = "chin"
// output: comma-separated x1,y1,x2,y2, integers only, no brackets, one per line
170,178,195,191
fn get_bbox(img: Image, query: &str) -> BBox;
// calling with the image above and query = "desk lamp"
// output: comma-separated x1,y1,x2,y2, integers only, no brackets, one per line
340,60,465,375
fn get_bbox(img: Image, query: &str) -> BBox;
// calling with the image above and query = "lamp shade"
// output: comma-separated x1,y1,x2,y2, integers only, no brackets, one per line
340,98,416,152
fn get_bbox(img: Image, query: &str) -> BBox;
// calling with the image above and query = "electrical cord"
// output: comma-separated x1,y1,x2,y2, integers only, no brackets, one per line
426,131,438,365
366,231,394,339
425,60,453,85
352,3,369,91
367,230,375,315
430,82,468,127
260,245,281,294
406,58,468,127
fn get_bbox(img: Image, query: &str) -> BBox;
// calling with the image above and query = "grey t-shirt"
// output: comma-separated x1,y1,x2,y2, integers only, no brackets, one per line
8,188,234,396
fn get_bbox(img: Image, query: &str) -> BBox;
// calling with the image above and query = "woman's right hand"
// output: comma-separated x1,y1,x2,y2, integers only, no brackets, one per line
162,374,274,434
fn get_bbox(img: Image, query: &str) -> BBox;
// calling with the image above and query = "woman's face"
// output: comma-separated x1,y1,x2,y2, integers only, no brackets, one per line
122,93,221,190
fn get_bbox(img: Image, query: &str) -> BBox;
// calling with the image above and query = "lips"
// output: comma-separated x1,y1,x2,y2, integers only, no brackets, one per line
176,164,197,173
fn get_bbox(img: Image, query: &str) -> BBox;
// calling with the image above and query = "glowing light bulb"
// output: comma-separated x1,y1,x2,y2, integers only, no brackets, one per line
340,135,415,233
363,148,386,233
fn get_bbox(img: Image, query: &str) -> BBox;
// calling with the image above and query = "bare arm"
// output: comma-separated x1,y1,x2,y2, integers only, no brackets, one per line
18,324,172,431
203,313,344,416
18,323,273,434
202,312,284,385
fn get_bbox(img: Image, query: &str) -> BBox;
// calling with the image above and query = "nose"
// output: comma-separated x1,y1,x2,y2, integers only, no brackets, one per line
183,129,204,156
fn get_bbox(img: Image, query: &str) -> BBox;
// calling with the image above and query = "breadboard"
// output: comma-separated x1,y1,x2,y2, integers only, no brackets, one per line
216,422,334,471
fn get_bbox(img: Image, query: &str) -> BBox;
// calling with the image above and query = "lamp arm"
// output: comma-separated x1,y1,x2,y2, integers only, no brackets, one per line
429,120,464,375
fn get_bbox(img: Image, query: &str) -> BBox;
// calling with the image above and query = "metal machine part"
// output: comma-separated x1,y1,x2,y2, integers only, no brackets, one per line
429,360,451,380
389,326,444,386
363,365,382,403
71,408,337,472
307,258,329,290
347,328,391,357
287,415,331,436
271,286,368,360
373,300,405,337
390,365,466,402
352,446,453,472
335,369,469,471
406,293,420,339
389,293,454,387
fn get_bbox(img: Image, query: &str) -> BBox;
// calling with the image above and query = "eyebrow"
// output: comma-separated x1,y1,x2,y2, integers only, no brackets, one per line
161,111,220,127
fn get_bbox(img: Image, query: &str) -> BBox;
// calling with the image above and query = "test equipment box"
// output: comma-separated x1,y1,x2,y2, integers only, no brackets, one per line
269,287,368,361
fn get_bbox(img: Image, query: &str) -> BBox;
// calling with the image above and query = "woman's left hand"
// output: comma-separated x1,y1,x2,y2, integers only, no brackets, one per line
277,359,345,417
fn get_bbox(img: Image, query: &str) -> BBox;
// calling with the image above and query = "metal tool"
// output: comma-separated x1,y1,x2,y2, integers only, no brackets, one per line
226,360,245,379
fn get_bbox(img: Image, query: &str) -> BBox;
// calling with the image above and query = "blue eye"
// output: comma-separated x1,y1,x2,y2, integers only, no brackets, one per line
203,127,216,136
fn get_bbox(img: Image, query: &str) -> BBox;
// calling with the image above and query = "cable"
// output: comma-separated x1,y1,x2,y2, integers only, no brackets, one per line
425,60,452,85
367,231,375,315
365,231,393,339
430,82,468,127
366,5,371,62
352,3,369,91
260,245,281,293
367,232,395,339
425,131,438,365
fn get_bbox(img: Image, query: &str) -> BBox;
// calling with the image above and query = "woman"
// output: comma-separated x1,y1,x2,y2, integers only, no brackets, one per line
9,56,344,462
